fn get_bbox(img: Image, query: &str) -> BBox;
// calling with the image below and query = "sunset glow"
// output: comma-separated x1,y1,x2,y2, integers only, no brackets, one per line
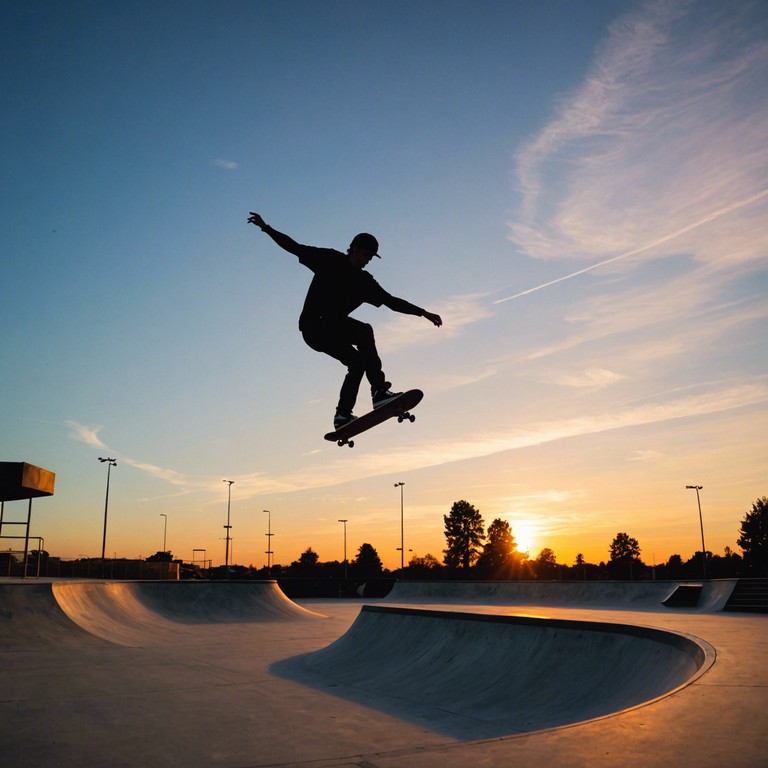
1,1,765,571
510,522,537,558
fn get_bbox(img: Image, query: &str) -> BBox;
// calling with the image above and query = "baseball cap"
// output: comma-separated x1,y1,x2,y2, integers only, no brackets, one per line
350,232,380,258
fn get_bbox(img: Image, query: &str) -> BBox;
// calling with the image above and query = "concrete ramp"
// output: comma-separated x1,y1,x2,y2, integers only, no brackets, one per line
292,605,714,740
663,583,703,607
387,579,738,611
1,580,322,649
0,583,105,650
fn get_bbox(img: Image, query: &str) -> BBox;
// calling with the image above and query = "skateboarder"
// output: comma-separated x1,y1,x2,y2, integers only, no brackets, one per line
248,212,442,428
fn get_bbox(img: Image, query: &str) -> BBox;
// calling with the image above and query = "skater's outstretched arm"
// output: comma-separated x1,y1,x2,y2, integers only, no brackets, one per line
422,310,443,327
383,295,443,327
248,212,304,257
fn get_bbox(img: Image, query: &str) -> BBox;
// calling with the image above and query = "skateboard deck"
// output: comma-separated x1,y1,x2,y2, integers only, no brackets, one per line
324,389,424,448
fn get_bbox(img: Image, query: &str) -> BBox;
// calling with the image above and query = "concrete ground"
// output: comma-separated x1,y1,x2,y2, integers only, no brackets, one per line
0,579,765,767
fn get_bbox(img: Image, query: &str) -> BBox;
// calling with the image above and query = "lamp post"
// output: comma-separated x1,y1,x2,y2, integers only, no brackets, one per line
264,510,273,573
394,482,405,578
223,480,234,577
98,457,117,577
686,485,707,579
338,519,348,579
160,513,167,553
192,548,207,571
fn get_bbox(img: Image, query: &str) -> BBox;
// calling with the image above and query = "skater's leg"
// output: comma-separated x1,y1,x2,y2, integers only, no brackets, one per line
302,320,367,419
338,364,364,415
345,320,403,406
343,319,387,393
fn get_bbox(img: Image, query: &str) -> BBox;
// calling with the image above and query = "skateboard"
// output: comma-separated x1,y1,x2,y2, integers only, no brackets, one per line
324,389,424,448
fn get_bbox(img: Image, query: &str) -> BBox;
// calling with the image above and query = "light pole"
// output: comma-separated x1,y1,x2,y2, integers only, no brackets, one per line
98,457,117,577
192,549,208,570
223,480,234,577
686,485,707,579
264,510,273,574
338,519,348,579
160,513,167,553
394,482,405,578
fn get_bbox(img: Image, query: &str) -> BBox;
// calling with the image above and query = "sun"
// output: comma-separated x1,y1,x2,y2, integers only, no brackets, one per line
511,522,536,556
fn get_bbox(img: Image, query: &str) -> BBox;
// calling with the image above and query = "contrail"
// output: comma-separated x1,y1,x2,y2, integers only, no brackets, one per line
494,188,768,304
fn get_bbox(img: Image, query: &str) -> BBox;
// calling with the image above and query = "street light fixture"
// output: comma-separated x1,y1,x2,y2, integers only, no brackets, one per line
160,513,168,553
192,548,207,570
394,482,405,578
223,480,234,577
396,547,413,578
264,510,274,573
98,457,117,577
338,519,348,579
686,485,707,579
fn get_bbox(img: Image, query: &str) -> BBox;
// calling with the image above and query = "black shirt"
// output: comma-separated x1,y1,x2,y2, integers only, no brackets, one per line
261,225,423,332
297,246,388,331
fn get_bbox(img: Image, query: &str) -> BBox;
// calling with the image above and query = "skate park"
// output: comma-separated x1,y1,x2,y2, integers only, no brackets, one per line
1,577,766,767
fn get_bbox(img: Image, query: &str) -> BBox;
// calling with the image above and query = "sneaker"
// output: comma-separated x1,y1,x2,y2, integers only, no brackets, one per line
334,411,357,429
372,386,402,409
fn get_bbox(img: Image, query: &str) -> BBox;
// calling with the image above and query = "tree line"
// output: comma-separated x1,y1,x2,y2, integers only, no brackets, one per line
49,495,758,581
272,495,768,581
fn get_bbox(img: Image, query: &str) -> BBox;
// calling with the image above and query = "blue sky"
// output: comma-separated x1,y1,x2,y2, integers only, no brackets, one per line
2,0,766,570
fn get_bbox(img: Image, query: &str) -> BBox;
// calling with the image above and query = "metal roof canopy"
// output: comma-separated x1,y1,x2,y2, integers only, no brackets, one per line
0,463,55,578
0,462,56,502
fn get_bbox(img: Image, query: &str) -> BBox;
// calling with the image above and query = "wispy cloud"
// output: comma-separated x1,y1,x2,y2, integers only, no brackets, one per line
64,417,329,500
342,376,768,478
121,460,190,487
505,0,768,287
519,269,768,367
627,449,666,463
65,420,108,449
65,419,198,491
377,292,493,354
546,367,627,391
64,376,768,504
207,377,768,496
211,158,239,170
498,189,768,303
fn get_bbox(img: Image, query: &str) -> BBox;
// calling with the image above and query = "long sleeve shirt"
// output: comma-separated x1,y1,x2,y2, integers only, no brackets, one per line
261,225,424,332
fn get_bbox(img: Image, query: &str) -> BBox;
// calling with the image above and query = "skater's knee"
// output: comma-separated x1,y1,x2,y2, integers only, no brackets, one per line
346,355,364,374
359,322,375,343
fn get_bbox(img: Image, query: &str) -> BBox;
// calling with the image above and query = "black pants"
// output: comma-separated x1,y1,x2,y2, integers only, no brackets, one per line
302,317,387,414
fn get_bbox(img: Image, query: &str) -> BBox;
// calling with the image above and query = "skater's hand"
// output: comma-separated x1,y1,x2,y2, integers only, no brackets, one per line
423,311,442,327
248,212,267,230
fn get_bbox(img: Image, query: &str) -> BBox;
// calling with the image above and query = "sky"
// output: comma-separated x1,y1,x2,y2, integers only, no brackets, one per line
2,0,767,572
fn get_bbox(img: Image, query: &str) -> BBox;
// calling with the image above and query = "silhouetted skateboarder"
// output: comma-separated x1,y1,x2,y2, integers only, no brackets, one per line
248,212,442,428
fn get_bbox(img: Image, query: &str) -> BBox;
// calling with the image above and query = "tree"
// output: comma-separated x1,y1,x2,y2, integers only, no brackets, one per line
665,553,685,579
535,547,558,579
287,547,321,576
476,518,518,577
443,500,484,572
738,497,768,576
352,543,383,578
408,553,442,579
609,532,642,579
609,532,640,560
298,547,319,568
146,551,173,562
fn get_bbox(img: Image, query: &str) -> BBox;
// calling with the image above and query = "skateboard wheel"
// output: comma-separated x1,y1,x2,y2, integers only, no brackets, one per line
409,414,416,422
348,440,354,448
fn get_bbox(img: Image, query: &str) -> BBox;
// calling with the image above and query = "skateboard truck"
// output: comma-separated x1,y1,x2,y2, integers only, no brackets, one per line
324,390,423,448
